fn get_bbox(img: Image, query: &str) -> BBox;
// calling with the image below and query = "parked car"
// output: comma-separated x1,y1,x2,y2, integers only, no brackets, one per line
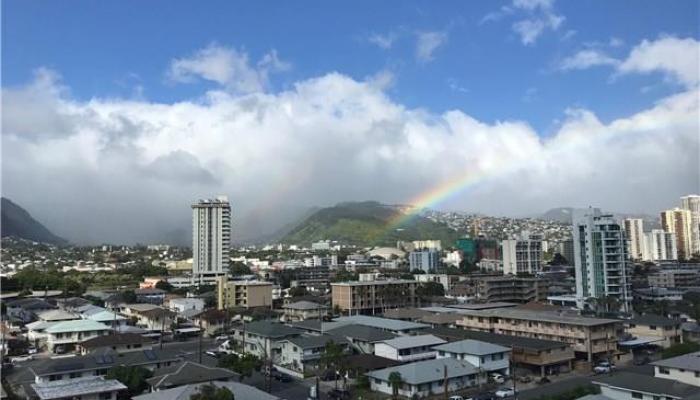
328,389,351,400
205,350,221,358
495,388,515,398
537,377,550,384
491,373,505,384
215,335,228,341
593,361,616,374
272,371,292,382
10,355,33,364
27,347,38,355
449,396,464,400
633,357,650,366
518,375,532,383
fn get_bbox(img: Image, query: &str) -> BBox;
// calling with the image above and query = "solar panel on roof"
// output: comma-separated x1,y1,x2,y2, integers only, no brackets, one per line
143,349,157,360
53,362,84,372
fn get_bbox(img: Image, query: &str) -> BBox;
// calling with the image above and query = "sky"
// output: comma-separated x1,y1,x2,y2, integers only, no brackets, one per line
2,0,699,245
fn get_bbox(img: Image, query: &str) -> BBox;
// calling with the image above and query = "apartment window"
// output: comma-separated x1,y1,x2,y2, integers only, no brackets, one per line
658,367,670,374
99,393,112,400
631,392,643,399
649,325,657,330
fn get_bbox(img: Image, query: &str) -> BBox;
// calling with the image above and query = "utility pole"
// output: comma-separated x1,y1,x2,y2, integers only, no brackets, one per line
159,315,165,350
198,317,203,364
443,364,448,400
510,345,517,400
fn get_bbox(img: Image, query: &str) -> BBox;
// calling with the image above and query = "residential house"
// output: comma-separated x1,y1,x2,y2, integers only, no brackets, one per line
652,351,700,387
373,334,446,362
327,324,397,354
146,361,238,391
169,298,205,314
333,315,429,335
193,309,228,337
6,298,55,323
367,357,479,398
78,333,155,355
30,376,126,400
282,301,328,322
623,314,683,348
131,381,280,400
122,304,175,332
29,349,182,383
592,372,699,400
433,339,511,375
44,320,112,353
230,321,302,359
276,334,350,378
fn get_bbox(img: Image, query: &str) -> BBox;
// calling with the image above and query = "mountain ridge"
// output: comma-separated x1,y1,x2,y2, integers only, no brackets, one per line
1,197,68,245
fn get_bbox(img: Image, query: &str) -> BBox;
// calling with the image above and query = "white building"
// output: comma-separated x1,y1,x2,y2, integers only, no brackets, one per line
652,351,700,387
169,298,205,314
414,274,451,292
681,195,700,256
661,207,694,261
311,240,331,251
44,320,112,353
367,358,478,398
409,250,439,273
434,339,511,375
501,233,543,275
192,196,231,285
623,218,645,260
642,229,678,261
374,334,446,362
573,208,631,312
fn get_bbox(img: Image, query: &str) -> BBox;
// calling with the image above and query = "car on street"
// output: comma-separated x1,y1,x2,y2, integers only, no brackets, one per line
27,347,38,355
495,388,515,398
205,350,221,358
593,361,616,374
491,373,505,384
272,371,292,382
471,393,496,400
215,335,228,341
448,396,464,400
10,355,33,364
518,375,532,383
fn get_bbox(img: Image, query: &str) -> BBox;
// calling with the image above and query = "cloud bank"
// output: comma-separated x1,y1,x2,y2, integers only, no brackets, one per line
2,41,698,245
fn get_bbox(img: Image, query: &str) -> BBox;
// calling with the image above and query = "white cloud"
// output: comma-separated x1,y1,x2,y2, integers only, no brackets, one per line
618,36,699,87
559,36,699,88
416,31,448,63
167,44,290,94
559,49,619,70
481,0,565,45
2,65,698,245
368,32,397,50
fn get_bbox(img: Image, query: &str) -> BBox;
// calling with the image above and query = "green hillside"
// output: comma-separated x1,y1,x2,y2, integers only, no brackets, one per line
281,201,459,246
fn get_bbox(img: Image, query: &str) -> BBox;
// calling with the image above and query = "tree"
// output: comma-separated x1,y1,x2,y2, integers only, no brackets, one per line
661,342,700,359
155,280,174,292
106,365,153,399
388,371,403,399
121,290,137,304
189,384,235,400
218,354,261,381
321,340,345,390
229,261,251,276
288,286,308,297
416,281,445,297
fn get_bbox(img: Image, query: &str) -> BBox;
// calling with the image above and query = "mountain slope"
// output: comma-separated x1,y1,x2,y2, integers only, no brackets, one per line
281,201,460,246
540,207,660,229
1,198,67,245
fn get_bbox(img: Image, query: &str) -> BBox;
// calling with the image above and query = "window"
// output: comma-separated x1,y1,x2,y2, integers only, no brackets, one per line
650,325,657,330
658,367,670,375
631,392,643,399
99,393,112,400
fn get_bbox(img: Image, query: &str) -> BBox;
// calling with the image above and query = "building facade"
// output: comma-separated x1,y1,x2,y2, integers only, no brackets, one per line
501,233,543,275
642,229,678,261
623,218,645,260
680,194,700,257
192,196,231,285
661,208,694,261
409,249,439,272
331,280,418,315
216,277,273,310
573,208,631,312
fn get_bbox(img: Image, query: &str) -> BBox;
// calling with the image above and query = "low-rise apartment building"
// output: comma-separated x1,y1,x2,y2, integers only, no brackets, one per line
456,309,620,361
327,324,397,354
647,269,700,288
282,301,328,322
474,276,548,303
373,334,446,362
276,334,350,378
229,321,302,359
331,279,418,315
623,314,683,348
216,277,274,309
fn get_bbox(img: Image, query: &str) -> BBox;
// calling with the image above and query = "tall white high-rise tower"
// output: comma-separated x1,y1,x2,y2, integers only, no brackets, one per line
192,196,231,285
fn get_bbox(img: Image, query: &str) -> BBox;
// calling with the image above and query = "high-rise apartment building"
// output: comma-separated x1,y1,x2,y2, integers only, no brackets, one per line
680,194,700,256
192,196,231,285
409,249,439,272
642,229,678,261
623,218,645,260
573,208,631,312
501,233,543,275
660,208,693,260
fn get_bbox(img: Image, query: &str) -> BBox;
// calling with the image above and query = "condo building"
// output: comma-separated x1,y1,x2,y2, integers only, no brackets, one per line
192,196,231,285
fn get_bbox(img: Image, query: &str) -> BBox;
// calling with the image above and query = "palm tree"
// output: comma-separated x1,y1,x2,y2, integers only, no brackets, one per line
388,371,403,399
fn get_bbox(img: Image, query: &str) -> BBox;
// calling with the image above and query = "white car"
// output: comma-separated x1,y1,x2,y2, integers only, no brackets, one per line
449,396,465,400
491,373,505,384
10,355,33,364
215,335,228,341
495,388,515,398
594,361,616,374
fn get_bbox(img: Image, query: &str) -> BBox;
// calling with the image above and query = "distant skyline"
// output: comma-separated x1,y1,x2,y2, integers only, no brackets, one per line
2,1,699,244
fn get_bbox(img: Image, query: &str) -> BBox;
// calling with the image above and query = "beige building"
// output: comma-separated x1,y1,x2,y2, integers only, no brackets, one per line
647,269,700,288
456,308,621,361
216,276,273,310
624,218,645,260
661,208,694,260
331,279,418,315
623,315,682,348
475,276,548,303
